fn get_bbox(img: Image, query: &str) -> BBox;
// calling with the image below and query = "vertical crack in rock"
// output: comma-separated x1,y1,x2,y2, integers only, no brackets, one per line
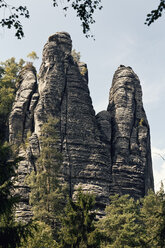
108,65,154,198
9,65,38,143
35,32,111,210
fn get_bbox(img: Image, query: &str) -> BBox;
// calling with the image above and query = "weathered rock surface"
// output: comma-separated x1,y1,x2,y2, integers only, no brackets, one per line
107,65,154,198
9,65,39,221
9,32,154,220
34,32,111,209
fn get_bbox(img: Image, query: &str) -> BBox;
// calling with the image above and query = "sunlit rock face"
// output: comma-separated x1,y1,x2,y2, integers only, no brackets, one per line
9,33,154,221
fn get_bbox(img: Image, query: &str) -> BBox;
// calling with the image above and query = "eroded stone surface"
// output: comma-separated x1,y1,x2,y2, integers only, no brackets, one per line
9,33,154,221
34,32,111,209
9,65,39,221
107,65,154,198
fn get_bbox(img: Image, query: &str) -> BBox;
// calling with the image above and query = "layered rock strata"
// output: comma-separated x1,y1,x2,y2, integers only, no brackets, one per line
9,65,39,221
9,32,154,220
107,65,154,198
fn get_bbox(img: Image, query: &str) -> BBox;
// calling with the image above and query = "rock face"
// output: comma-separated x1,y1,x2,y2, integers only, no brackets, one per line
9,64,39,221
9,32,154,220
107,66,154,198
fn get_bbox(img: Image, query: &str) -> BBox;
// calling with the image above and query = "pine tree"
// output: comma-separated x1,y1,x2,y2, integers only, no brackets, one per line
60,189,100,248
98,194,143,248
27,117,66,239
0,142,33,248
19,221,58,248
158,182,165,248
140,186,165,248
0,57,25,140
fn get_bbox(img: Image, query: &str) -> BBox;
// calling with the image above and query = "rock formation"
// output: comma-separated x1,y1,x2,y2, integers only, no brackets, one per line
9,32,154,220
107,66,153,198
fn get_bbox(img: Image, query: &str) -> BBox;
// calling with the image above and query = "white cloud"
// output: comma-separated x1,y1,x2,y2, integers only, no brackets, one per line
152,146,165,192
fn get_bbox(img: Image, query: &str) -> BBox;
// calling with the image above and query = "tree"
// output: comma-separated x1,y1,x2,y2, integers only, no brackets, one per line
0,0,102,39
0,57,25,141
0,55,38,141
0,142,33,248
98,194,143,248
59,189,100,248
145,0,165,26
19,221,58,248
0,1,29,39
140,185,165,248
27,51,39,61
27,116,66,240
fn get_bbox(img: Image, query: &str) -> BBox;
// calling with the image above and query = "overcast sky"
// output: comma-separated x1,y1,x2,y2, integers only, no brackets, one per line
1,0,165,191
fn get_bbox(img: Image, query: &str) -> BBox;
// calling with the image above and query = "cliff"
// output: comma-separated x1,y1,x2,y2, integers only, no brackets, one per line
9,32,154,220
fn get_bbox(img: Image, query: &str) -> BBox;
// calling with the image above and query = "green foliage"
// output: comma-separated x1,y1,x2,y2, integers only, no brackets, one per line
140,185,165,247
139,118,144,126
0,1,30,39
27,51,39,61
98,187,165,248
19,221,58,248
145,0,165,26
0,57,24,88
0,142,18,216
62,0,103,38
0,142,33,248
0,57,25,140
98,194,142,248
0,0,102,39
60,189,100,248
27,117,66,238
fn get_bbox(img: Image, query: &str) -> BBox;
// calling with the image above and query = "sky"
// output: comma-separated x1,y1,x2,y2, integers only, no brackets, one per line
0,0,165,191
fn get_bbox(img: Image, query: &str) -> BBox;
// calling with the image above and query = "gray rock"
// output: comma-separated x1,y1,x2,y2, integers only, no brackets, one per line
96,111,111,143
9,65,38,143
9,65,39,221
34,32,111,209
108,65,154,198
8,34,154,221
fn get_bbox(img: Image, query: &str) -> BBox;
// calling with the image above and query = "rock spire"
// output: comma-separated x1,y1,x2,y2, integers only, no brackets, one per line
9,32,154,220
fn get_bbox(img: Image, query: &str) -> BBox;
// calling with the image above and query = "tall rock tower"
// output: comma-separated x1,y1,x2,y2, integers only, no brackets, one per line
9,32,154,220
107,65,154,198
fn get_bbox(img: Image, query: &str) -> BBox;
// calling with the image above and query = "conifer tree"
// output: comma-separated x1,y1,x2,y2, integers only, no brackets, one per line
140,185,165,248
158,182,165,248
19,221,58,248
98,194,143,248
27,117,66,239
60,189,100,248
0,57,25,140
0,142,33,248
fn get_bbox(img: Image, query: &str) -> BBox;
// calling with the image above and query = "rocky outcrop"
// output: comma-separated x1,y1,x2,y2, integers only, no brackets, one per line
9,64,39,221
9,32,154,220
107,65,154,198
34,32,111,209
